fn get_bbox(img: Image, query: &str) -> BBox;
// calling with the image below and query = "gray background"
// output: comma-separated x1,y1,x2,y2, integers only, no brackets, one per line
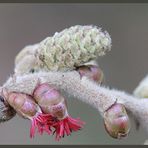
0,3,147,145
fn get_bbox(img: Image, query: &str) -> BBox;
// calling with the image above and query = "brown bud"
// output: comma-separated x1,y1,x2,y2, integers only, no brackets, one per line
77,65,104,84
0,88,16,122
104,103,130,139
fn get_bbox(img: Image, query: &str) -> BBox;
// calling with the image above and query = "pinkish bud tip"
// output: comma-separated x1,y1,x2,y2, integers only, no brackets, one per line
52,116,85,141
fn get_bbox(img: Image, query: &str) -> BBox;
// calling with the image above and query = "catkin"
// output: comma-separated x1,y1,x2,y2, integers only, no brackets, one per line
15,25,111,74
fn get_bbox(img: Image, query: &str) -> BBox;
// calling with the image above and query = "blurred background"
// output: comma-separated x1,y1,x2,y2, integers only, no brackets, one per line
0,3,148,145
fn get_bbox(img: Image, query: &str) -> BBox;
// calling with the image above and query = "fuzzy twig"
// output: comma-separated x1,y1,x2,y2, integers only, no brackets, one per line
3,71,148,134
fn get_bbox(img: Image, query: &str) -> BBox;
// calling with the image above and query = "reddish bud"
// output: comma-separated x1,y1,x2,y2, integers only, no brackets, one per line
33,83,85,140
33,83,62,106
7,92,53,138
104,103,130,139
77,65,104,84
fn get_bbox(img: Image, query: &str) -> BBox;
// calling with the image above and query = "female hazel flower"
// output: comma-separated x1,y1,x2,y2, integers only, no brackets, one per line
4,91,53,138
33,83,85,140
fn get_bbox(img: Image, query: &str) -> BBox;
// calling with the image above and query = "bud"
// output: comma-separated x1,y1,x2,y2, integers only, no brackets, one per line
0,88,16,122
0,95,16,122
77,65,104,84
33,83,62,108
104,103,130,139
33,83,85,140
6,92,53,138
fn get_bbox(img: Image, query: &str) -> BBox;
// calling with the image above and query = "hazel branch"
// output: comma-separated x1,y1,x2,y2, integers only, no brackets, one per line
3,71,148,134
2,25,148,141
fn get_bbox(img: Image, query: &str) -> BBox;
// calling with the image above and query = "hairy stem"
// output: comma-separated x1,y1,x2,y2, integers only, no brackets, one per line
3,71,148,134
